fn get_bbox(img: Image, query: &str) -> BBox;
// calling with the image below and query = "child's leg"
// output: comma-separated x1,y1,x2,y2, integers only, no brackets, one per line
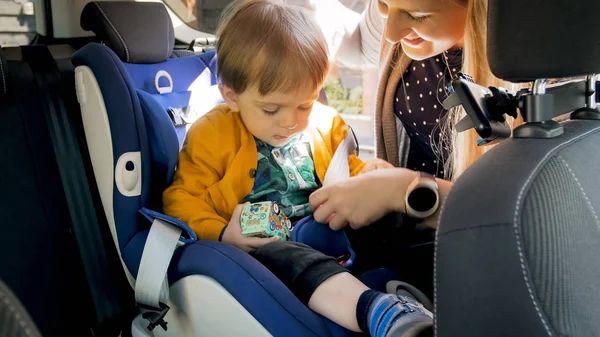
308,271,367,331
252,241,433,336
309,272,433,337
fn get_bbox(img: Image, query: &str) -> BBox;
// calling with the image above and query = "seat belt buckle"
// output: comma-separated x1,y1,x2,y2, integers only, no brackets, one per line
140,302,170,332
168,107,187,127
335,254,350,265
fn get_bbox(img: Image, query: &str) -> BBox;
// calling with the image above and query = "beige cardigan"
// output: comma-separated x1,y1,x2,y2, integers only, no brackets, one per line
374,40,413,167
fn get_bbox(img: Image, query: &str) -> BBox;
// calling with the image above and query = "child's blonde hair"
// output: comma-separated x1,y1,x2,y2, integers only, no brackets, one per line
216,0,330,96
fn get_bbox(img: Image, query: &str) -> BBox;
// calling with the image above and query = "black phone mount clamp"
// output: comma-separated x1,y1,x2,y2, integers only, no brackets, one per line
443,73,600,145
442,73,513,146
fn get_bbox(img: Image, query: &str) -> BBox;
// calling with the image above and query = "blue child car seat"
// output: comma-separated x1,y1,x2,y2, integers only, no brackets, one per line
71,2,391,336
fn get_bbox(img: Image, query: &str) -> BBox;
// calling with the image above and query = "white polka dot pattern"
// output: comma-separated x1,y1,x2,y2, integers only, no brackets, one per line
393,49,463,178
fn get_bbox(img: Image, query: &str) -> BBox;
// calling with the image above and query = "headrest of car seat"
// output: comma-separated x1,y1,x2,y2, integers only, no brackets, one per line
487,0,600,82
0,47,6,99
81,1,174,64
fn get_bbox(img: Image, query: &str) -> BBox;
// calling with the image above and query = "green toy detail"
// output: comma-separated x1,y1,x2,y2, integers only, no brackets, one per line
240,201,292,241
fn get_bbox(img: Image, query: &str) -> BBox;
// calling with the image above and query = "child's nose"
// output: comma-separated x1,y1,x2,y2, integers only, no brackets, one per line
280,112,298,129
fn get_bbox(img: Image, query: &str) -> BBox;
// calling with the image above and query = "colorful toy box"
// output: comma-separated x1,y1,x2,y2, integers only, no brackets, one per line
240,201,292,241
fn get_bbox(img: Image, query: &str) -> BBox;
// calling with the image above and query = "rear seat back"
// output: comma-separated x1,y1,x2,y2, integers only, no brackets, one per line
0,44,132,336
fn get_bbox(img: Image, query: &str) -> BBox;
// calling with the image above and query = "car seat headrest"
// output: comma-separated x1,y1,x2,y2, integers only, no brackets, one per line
487,0,600,82
81,1,174,64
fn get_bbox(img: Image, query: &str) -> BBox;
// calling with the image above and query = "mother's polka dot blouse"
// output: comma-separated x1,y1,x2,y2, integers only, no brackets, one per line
393,49,463,178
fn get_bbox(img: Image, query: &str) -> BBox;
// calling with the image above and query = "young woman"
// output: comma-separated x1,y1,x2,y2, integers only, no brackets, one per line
311,0,521,233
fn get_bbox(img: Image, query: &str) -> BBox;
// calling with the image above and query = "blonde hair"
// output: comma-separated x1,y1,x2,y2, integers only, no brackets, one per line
216,0,330,96
440,0,525,179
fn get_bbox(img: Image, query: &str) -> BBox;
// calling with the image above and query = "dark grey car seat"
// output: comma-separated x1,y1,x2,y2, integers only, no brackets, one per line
435,0,600,336
0,280,42,337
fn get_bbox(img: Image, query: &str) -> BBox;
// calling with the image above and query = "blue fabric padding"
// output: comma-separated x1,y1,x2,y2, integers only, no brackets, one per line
119,227,376,337
149,90,192,110
291,216,355,269
167,241,355,337
137,90,180,188
139,208,197,244
123,51,217,93
145,90,192,148
125,51,219,149
205,51,219,85
121,235,354,336
121,228,150,279
174,127,186,149
72,43,152,251
358,268,401,293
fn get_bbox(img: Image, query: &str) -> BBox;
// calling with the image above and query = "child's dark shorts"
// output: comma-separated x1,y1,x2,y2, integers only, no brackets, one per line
250,241,347,305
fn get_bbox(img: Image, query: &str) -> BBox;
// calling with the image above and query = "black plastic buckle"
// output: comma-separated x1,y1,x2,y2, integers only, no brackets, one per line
443,74,512,146
140,302,170,332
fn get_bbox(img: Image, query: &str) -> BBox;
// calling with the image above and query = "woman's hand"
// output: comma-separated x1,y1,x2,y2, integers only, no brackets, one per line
221,203,279,253
310,168,418,230
359,158,395,174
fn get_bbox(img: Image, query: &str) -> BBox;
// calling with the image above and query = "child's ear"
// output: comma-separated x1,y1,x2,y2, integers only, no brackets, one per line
219,84,240,112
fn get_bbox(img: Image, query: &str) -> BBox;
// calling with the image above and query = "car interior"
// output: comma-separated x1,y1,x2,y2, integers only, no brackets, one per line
0,0,599,336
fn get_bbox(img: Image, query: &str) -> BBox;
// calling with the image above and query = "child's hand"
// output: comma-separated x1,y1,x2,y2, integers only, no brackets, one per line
359,158,394,174
221,203,279,253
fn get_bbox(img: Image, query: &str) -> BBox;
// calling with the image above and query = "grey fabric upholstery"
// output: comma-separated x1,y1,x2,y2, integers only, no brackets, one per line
0,280,42,337
170,49,197,59
435,119,600,336
81,1,174,64
487,0,600,82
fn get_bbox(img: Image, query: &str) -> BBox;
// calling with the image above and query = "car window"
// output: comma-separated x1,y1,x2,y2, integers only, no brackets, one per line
0,0,36,47
164,0,376,158
164,0,234,35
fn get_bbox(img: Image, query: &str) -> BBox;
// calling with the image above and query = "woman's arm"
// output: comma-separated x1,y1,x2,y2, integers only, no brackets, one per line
291,0,384,69
384,170,453,229
333,0,385,69
309,167,453,230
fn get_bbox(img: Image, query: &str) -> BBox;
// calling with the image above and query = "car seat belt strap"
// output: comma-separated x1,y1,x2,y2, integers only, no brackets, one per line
135,218,181,307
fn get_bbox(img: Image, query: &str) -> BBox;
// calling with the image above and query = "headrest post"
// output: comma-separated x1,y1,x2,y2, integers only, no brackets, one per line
570,74,600,121
533,79,548,95
586,74,597,109
188,37,217,53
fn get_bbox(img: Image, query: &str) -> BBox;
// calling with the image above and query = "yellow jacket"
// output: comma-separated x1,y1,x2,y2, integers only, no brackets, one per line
162,103,366,241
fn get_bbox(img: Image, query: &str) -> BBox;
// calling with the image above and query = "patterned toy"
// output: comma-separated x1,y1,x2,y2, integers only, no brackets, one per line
240,201,292,241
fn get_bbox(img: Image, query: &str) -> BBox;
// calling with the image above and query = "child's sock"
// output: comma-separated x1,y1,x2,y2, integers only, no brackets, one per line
356,290,433,337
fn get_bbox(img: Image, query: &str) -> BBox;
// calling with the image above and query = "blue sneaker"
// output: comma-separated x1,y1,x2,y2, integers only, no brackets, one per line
382,295,433,337
362,288,433,337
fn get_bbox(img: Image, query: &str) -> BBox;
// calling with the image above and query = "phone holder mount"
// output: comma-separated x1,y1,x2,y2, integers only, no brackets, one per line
442,73,600,146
